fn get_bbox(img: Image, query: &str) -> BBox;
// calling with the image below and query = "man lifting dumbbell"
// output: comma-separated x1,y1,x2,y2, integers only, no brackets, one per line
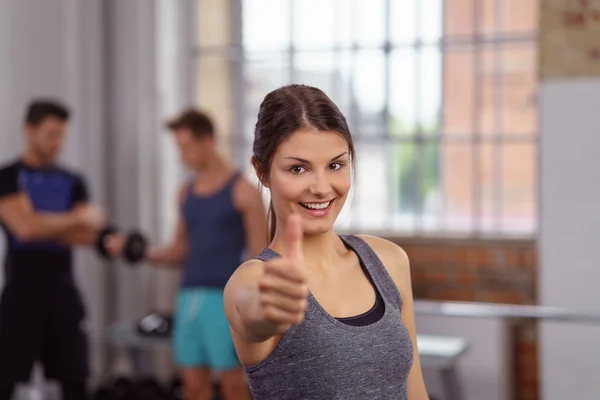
139,109,267,400
0,99,125,400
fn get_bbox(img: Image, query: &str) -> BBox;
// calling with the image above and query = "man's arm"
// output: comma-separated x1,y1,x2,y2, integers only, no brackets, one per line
52,174,107,246
55,205,104,246
233,177,268,258
0,194,96,241
0,167,96,241
145,183,189,267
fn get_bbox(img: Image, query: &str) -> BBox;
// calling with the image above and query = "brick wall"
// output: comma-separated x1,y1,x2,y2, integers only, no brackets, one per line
385,237,538,400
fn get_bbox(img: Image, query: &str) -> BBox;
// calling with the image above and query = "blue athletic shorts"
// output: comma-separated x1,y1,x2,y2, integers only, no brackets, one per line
173,287,240,371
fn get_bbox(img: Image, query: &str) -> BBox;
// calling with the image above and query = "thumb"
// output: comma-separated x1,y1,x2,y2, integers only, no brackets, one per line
286,213,303,262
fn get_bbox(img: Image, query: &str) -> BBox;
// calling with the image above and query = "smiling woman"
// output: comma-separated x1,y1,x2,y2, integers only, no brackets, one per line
223,84,430,400
250,86,356,242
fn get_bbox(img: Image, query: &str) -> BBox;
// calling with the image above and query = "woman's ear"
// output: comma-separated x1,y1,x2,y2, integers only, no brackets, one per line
251,156,269,188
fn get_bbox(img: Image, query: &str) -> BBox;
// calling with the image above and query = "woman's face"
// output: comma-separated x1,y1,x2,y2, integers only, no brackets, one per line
267,128,352,236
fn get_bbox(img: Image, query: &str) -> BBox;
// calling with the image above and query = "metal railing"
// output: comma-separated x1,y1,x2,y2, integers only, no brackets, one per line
415,300,600,324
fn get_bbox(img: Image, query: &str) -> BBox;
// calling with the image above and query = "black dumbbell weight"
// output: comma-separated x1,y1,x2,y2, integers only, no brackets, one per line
96,224,121,260
123,230,148,264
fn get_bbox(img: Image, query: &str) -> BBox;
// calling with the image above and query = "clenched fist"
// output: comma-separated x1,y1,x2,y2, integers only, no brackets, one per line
256,214,309,332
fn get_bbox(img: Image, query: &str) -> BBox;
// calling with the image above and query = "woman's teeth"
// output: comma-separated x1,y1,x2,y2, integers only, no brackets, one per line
301,201,331,210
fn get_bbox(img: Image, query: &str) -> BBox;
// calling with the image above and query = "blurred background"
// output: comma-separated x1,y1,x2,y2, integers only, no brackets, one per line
0,0,598,399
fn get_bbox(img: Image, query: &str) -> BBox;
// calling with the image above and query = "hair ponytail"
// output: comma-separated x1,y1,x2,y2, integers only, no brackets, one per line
268,200,277,243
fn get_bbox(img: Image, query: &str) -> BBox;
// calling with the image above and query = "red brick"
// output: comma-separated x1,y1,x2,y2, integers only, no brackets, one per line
411,270,427,284
425,270,447,283
505,248,520,267
457,270,475,285
520,248,537,268
478,247,496,268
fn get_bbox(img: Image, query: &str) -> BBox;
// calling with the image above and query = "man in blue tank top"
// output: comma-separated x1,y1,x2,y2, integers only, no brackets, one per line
145,109,267,400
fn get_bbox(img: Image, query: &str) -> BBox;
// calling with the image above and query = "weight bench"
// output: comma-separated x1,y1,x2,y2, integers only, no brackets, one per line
417,335,469,400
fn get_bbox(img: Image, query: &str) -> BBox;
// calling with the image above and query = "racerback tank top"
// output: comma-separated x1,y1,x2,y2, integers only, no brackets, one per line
180,172,246,288
245,235,414,400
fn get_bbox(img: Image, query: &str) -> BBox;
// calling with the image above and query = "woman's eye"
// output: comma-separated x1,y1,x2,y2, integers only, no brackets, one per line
290,166,306,174
330,162,344,170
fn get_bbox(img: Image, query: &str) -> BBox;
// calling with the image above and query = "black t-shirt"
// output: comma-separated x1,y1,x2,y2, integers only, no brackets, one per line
0,159,89,286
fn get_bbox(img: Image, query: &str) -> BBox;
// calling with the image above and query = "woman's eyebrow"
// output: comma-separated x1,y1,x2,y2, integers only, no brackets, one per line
284,152,348,163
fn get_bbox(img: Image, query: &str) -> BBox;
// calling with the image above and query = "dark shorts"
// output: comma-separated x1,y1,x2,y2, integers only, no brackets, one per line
0,283,89,385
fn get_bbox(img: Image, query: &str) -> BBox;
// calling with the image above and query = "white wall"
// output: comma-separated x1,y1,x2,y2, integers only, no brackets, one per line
539,78,600,400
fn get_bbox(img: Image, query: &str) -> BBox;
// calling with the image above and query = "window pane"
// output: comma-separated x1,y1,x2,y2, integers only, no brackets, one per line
243,55,290,143
242,0,290,51
196,0,233,48
337,0,354,48
420,142,442,231
392,141,417,231
390,49,417,136
443,47,475,135
330,51,353,117
354,0,386,47
505,0,539,33
390,0,417,44
293,0,336,49
354,141,389,230
441,143,474,232
419,0,443,43
501,142,537,234
444,0,475,36
390,141,441,232
501,44,538,135
294,52,336,97
479,0,498,36
353,50,386,136
479,141,497,232
390,47,441,137
480,45,496,136
419,46,442,135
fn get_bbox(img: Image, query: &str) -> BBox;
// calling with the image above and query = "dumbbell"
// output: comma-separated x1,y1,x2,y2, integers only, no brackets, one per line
96,224,121,260
123,230,148,264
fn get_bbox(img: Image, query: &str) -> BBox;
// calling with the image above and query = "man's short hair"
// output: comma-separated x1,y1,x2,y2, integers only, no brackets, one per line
25,99,70,126
166,108,214,138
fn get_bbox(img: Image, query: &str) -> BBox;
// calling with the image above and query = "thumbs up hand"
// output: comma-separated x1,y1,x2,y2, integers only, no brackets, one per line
256,214,309,333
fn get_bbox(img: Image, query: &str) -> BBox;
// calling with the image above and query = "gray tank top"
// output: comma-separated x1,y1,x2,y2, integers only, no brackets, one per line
246,235,414,400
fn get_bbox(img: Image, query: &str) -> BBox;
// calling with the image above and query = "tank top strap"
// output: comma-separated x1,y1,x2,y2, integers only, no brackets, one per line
226,170,242,187
340,235,403,310
180,179,195,209
256,247,280,262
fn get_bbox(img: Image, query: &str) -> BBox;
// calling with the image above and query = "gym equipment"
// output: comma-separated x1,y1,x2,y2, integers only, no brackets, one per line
136,378,168,399
92,386,117,400
123,230,148,264
112,376,136,399
94,376,172,400
96,225,120,259
137,312,173,338
168,377,183,400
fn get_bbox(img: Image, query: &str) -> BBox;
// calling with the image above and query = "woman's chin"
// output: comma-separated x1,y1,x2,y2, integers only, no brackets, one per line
301,219,336,236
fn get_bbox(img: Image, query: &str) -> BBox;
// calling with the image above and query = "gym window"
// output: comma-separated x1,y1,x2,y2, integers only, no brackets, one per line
192,0,539,238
